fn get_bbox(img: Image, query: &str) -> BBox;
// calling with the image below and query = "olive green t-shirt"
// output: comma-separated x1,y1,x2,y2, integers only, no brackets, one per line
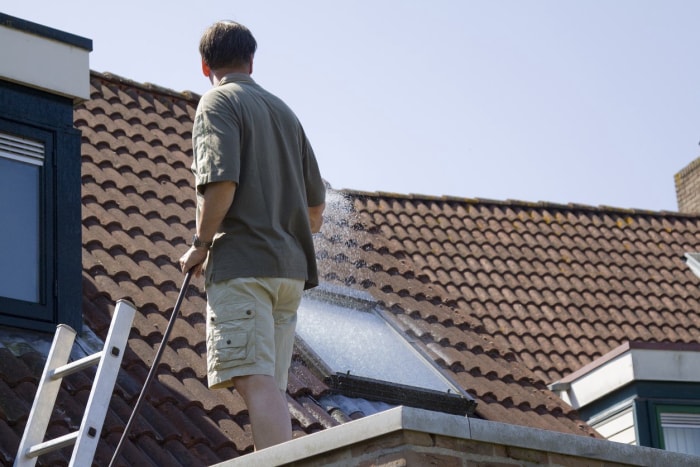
192,73,325,289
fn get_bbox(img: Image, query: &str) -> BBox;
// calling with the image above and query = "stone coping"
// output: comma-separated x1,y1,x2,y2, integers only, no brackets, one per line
213,406,700,467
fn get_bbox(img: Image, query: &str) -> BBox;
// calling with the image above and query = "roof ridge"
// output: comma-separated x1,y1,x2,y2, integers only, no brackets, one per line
90,70,201,103
337,188,698,219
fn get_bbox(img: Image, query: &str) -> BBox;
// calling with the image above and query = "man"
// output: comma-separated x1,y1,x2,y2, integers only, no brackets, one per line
179,20,326,450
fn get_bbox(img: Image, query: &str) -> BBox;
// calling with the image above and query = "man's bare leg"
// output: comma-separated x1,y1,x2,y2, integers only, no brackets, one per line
234,374,292,450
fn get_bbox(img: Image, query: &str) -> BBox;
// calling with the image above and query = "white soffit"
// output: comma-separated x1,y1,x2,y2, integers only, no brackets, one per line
553,345,700,410
0,15,92,102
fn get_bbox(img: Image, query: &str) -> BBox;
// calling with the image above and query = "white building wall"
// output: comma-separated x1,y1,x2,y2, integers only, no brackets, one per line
593,406,637,445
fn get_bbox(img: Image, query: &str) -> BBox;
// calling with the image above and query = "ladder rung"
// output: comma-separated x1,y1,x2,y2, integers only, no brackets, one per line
50,351,103,380
26,431,78,458
15,300,136,467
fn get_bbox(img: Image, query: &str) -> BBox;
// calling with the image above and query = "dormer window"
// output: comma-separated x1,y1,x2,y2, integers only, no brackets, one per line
550,341,700,456
0,14,91,332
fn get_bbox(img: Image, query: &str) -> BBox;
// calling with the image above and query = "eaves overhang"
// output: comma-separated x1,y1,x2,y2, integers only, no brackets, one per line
0,13,92,103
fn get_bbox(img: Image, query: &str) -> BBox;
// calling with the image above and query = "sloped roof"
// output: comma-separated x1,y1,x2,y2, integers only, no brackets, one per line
314,190,700,426
6,69,700,464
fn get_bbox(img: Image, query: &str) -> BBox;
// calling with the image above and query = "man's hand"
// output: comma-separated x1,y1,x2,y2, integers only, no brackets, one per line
179,246,209,277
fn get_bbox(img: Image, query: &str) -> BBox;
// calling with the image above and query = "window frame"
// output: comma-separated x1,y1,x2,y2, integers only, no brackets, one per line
295,286,476,416
629,382,700,452
655,403,700,454
0,123,54,318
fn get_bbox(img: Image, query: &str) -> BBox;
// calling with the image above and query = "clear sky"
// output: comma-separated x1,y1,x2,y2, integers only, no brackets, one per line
5,1,699,212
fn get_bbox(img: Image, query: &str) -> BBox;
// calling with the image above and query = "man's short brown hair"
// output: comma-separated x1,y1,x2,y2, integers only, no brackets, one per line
199,21,257,70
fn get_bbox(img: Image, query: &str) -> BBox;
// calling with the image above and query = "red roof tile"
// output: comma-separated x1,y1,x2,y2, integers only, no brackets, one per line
314,191,700,435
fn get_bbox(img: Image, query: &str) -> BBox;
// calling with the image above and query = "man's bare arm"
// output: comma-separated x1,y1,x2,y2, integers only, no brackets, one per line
179,180,236,275
308,202,325,234
196,181,237,242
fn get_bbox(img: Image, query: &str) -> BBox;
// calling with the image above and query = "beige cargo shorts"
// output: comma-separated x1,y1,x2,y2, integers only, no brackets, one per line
205,277,304,391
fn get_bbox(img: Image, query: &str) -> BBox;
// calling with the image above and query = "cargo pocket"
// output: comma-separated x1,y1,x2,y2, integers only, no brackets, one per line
209,306,257,371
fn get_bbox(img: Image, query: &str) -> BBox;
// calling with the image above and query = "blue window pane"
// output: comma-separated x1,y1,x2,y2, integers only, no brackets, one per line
0,156,40,302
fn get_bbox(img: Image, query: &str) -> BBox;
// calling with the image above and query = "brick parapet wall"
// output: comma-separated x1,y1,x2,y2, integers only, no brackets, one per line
285,431,636,467
675,157,700,213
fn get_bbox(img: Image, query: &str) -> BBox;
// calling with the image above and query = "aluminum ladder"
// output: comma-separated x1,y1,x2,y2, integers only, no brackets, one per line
14,299,136,467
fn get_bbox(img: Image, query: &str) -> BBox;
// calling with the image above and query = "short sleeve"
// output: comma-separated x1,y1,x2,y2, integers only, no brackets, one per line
191,89,241,192
301,133,326,206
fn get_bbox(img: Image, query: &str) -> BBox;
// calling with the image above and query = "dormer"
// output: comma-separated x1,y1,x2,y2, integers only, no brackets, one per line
550,341,700,455
0,14,91,331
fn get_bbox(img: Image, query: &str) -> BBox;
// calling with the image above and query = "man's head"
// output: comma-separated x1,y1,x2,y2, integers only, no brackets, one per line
199,21,257,73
